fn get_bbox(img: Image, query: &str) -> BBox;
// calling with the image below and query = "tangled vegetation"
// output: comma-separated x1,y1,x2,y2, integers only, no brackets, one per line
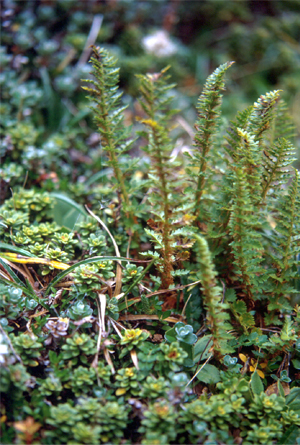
1,41,300,444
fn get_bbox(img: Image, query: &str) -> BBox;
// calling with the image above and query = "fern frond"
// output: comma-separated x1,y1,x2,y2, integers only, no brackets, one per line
280,316,298,342
236,128,262,204
137,69,180,289
193,233,233,357
83,46,133,216
264,169,300,316
229,167,264,301
275,169,300,270
267,99,295,144
141,293,152,315
229,297,255,334
261,138,297,203
192,61,234,216
246,90,281,143
225,106,253,158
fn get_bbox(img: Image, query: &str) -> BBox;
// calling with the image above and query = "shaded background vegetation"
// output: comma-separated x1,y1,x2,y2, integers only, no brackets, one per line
1,0,300,200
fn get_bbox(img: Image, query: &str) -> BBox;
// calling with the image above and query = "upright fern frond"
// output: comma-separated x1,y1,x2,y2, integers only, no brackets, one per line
193,234,233,357
225,106,254,158
261,138,297,204
236,128,262,205
229,167,264,301
246,90,281,143
220,91,287,254
192,61,234,216
226,90,281,168
209,107,255,243
265,169,300,317
137,69,179,289
267,99,295,144
82,46,133,217
279,170,300,270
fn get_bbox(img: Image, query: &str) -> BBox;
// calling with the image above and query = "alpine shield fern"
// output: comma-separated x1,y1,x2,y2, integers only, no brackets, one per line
83,46,299,355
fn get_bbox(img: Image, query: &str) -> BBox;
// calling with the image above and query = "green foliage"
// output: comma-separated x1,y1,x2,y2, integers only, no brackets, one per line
196,364,221,385
68,366,97,396
165,321,198,366
119,328,150,358
1,189,54,223
82,46,134,220
115,367,145,397
140,401,177,443
1,41,300,445
141,375,169,399
137,67,184,289
193,234,234,356
192,61,234,217
10,333,43,367
165,321,197,344
61,333,97,364
264,170,300,316
160,341,188,365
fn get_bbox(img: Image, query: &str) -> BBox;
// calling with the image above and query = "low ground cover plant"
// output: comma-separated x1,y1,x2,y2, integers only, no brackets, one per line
1,46,300,444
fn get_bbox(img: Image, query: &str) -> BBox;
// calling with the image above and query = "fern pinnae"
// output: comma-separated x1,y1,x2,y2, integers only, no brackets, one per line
141,293,152,315
193,233,233,358
266,99,295,147
260,138,297,204
278,169,300,272
137,69,178,289
192,61,234,217
82,46,133,218
220,91,286,255
208,107,254,244
229,166,264,301
246,90,281,144
225,106,254,157
264,169,300,319
236,128,262,205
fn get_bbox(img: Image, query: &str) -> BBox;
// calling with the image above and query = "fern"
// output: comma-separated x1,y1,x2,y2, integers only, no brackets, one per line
225,91,284,206
235,128,263,205
81,46,300,332
225,106,254,158
246,90,281,144
137,68,186,289
280,316,298,343
141,293,152,315
190,61,234,218
264,169,300,319
193,233,233,357
226,289,255,334
82,46,134,219
261,138,297,204
215,90,297,304
266,99,295,145
228,167,264,301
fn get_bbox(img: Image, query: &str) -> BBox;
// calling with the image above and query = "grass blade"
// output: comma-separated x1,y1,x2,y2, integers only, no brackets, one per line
0,243,35,257
50,193,87,217
45,256,142,295
0,257,25,287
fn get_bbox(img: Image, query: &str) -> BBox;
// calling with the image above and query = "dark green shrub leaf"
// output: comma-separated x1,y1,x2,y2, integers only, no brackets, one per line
250,371,264,395
196,364,220,384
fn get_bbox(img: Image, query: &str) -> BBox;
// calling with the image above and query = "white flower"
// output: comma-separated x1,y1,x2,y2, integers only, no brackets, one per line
142,30,177,58
0,333,9,364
